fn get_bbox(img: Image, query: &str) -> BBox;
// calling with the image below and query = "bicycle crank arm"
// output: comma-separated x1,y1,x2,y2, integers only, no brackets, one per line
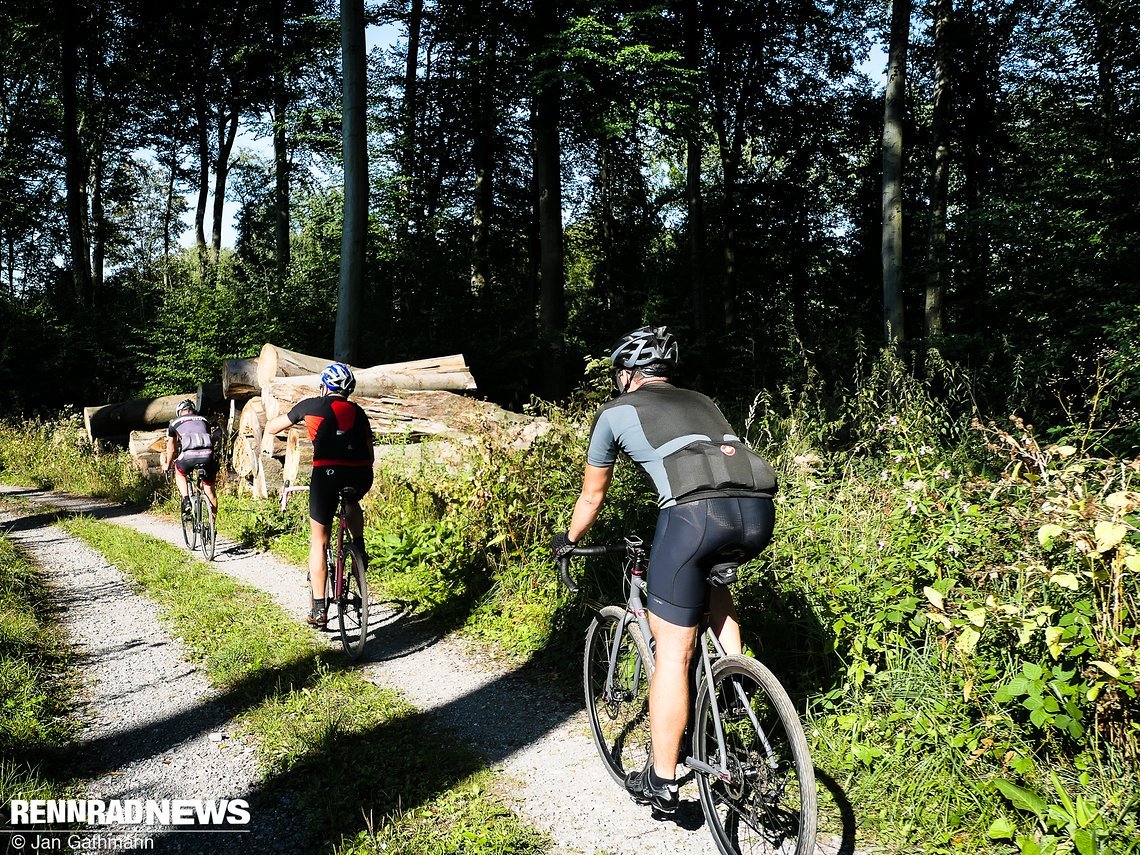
684,756,731,782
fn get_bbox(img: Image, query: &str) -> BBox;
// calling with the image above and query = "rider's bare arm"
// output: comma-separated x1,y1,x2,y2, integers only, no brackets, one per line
568,464,613,543
264,413,295,435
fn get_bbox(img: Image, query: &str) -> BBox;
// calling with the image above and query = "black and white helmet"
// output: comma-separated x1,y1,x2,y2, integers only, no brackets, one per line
176,399,196,415
610,325,678,372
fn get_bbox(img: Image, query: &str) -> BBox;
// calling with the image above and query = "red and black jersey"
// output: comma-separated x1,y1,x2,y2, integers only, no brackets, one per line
287,396,373,467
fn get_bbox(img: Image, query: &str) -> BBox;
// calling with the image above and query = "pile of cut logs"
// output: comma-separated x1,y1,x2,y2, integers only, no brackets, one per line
84,344,550,498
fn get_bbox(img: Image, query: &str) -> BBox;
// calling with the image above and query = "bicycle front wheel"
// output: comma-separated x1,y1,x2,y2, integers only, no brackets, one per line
336,542,370,659
693,655,817,855
583,605,653,785
200,502,216,561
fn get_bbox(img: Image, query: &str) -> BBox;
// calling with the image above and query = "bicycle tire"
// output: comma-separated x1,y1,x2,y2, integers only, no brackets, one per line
200,501,216,561
181,490,196,550
336,541,370,659
583,605,653,785
693,655,817,855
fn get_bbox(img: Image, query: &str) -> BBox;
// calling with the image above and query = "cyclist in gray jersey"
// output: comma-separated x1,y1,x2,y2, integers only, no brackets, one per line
554,326,777,814
163,400,218,517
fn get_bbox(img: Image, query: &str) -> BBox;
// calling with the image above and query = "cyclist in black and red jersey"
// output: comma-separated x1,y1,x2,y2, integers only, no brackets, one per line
554,326,778,814
265,362,375,627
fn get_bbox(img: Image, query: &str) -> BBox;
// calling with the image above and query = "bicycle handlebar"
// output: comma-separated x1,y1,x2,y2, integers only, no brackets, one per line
279,480,310,512
558,543,634,595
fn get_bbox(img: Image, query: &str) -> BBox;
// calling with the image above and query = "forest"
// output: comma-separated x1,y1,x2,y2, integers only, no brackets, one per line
2,0,1140,853
0,0,1136,440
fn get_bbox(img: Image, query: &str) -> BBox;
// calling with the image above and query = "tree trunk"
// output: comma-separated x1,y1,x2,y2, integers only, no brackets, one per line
336,0,368,364
222,357,261,400
195,382,226,413
273,0,290,285
90,149,105,294
194,89,210,256
469,1,497,302
283,431,314,484
256,344,476,394
533,0,564,399
683,0,705,339
84,393,197,441
211,106,239,253
881,0,911,346
399,0,424,241
60,0,93,306
923,0,952,342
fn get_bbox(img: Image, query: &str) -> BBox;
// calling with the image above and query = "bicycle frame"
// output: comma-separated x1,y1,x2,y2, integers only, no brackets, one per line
279,482,350,599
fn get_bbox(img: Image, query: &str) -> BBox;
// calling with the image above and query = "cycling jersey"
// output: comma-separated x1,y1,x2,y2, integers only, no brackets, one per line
287,396,373,467
285,395,374,525
168,413,214,463
586,382,777,508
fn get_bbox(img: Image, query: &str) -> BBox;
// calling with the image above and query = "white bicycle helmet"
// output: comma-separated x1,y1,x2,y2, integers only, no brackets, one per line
320,362,356,395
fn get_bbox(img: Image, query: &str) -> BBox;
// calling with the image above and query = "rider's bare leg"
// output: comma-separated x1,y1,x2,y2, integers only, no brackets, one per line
708,586,742,655
647,612,699,781
309,518,331,600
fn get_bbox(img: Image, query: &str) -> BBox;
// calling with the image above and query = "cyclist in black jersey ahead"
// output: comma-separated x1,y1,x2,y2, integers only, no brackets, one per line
265,362,375,628
553,325,778,814
163,400,219,517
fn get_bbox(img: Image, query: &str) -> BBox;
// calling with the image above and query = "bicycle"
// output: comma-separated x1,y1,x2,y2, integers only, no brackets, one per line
280,481,370,659
179,465,217,561
560,536,817,855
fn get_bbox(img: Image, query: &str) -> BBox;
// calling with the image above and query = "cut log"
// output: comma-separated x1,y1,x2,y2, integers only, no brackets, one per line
262,382,549,445
129,429,168,457
231,398,266,480
195,382,225,413
256,343,476,396
222,357,260,401
253,456,284,500
283,432,314,484
256,344,337,392
84,392,197,441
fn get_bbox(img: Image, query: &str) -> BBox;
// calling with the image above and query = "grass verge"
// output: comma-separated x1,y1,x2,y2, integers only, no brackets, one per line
0,532,81,806
63,517,550,854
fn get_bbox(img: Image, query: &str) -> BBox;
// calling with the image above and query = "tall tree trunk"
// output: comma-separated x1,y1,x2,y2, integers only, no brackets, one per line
881,0,911,346
273,0,291,285
211,106,239,254
162,138,176,288
194,90,210,259
399,0,424,243
683,0,705,341
470,1,497,302
599,143,615,318
923,0,952,341
90,148,105,293
534,0,564,398
336,0,368,364
60,0,93,306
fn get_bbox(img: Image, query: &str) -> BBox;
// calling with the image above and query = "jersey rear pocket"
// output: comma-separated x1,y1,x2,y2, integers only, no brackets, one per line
665,441,777,500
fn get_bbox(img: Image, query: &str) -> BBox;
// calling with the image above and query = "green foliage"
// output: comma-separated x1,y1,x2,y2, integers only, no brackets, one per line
0,416,154,504
0,534,79,803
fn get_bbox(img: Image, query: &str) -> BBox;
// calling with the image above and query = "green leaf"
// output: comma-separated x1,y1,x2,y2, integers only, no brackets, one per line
1090,660,1120,679
994,778,1048,818
1049,573,1080,590
966,606,987,627
988,817,1016,840
957,625,981,654
1038,523,1064,548
1073,829,1096,855
1023,662,1044,681
1046,626,1067,658
1094,521,1126,552
923,585,944,610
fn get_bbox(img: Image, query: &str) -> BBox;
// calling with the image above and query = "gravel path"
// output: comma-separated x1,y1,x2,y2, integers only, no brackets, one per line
0,485,858,855
0,498,288,853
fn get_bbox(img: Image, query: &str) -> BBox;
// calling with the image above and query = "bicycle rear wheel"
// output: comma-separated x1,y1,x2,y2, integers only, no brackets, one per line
336,542,370,659
200,501,216,561
583,605,653,785
693,655,816,855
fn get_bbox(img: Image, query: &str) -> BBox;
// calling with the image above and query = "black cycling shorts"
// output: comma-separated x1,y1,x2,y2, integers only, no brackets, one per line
175,456,218,485
646,496,775,627
308,464,373,526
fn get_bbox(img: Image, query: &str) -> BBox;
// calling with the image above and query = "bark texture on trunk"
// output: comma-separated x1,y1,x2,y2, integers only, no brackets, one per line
924,0,952,341
881,0,911,345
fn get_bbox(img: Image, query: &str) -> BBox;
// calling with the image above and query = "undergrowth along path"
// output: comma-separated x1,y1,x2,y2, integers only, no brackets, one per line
0,501,286,852
0,485,856,855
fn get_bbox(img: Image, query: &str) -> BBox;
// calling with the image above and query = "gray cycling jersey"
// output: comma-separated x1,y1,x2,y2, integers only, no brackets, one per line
586,382,777,508
167,414,213,463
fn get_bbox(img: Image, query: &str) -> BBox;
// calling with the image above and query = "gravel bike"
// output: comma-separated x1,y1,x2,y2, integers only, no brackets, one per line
560,536,817,855
179,465,217,561
281,482,370,659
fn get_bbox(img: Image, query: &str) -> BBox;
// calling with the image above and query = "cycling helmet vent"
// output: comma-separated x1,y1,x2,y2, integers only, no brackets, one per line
320,362,356,395
610,325,678,371
176,399,196,414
